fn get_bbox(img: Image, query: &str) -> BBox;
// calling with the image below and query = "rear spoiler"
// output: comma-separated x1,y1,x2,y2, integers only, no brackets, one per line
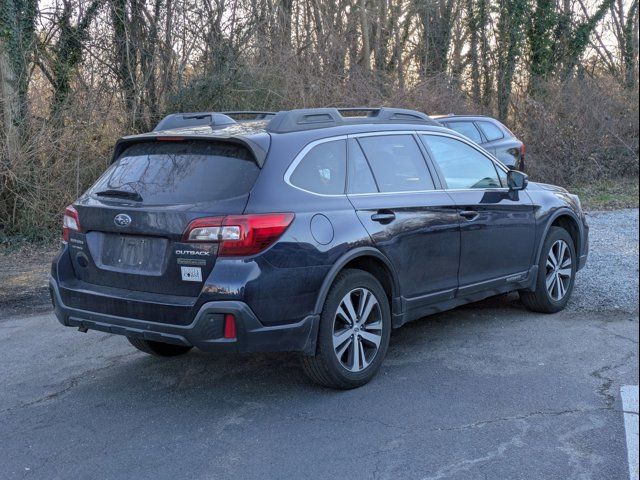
111,134,269,167
152,111,276,131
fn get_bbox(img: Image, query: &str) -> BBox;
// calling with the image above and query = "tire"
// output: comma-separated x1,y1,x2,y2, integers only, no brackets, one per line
520,226,577,313
301,269,391,389
127,337,193,357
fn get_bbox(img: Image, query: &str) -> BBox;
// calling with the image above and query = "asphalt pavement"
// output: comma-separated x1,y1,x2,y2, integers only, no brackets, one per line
0,210,638,480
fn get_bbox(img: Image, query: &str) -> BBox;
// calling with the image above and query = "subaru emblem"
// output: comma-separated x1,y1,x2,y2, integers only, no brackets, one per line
114,213,132,227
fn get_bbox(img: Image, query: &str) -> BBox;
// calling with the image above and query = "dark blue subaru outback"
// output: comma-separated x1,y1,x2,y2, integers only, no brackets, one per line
50,108,588,389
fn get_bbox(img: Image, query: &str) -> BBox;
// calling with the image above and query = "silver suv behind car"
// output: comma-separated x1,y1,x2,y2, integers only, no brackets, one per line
434,114,526,170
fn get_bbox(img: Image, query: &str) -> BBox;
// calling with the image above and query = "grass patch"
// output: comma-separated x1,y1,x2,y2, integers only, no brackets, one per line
0,232,59,252
571,177,639,211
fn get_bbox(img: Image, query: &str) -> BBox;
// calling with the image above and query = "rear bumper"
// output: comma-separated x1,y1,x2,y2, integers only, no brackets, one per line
49,277,319,355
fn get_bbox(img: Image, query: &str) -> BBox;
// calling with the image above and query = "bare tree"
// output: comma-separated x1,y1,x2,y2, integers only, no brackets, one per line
0,0,37,136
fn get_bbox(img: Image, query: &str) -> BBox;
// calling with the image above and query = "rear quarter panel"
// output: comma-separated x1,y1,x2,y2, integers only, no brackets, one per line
237,134,375,326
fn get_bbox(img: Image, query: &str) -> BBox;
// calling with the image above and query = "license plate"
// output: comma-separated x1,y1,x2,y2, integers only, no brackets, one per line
96,233,168,274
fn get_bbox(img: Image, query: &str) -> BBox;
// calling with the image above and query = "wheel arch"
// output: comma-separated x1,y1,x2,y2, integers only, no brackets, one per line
537,209,582,264
313,248,401,316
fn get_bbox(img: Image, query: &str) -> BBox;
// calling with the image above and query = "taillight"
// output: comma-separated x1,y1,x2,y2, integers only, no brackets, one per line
62,205,81,242
183,213,294,256
519,142,526,158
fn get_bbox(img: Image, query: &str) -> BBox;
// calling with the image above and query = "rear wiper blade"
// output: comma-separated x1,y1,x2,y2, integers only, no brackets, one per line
95,189,143,202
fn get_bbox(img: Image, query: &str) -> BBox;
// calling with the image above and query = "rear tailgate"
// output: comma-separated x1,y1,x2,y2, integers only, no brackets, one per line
68,139,260,296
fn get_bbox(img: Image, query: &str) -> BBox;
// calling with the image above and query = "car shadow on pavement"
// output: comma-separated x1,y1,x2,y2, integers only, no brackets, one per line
61,293,533,403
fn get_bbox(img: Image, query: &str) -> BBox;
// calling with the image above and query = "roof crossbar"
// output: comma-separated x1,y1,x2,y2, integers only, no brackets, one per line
265,107,438,133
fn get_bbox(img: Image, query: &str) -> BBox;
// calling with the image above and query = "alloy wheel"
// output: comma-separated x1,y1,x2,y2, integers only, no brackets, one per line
545,239,573,301
332,288,383,372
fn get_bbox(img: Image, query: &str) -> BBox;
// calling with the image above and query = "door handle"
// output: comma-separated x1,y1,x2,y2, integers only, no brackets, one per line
371,211,396,224
459,210,480,221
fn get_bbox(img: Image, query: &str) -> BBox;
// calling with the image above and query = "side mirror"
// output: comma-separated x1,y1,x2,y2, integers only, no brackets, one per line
507,170,528,191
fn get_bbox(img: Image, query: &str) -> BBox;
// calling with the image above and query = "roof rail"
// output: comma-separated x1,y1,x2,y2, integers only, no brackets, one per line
266,107,438,133
153,112,236,132
432,113,493,119
222,111,277,121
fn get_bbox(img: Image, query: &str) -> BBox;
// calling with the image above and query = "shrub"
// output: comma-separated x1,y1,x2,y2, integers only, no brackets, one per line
0,69,637,241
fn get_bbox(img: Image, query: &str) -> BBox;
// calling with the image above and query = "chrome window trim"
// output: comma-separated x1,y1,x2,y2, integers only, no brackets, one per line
349,186,511,196
349,130,424,138
444,188,510,193
282,130,511,197
349,189,448,197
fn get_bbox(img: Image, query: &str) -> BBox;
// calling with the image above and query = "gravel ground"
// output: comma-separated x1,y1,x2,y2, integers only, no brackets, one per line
571,209,639,314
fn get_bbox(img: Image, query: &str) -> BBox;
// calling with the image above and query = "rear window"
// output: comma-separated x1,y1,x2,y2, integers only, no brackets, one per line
90,141,259,204
477,121,505,141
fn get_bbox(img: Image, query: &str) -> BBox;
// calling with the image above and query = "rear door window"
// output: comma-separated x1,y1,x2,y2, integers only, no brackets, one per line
477,121,504,141
444,121,483,144
357,135,435,192
289,139,347,195
90,140,259,204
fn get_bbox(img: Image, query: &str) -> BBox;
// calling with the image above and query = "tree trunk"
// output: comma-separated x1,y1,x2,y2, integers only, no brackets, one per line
49,0,102,122
467,0,480,104
496,0,528,121
417,0,455,76
0,0,37,138
109,0,138,128
279,0,294,50
622,1,639,88
528,0,556,92
479,0,492,107
360,0,371,70
0,37,20,168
